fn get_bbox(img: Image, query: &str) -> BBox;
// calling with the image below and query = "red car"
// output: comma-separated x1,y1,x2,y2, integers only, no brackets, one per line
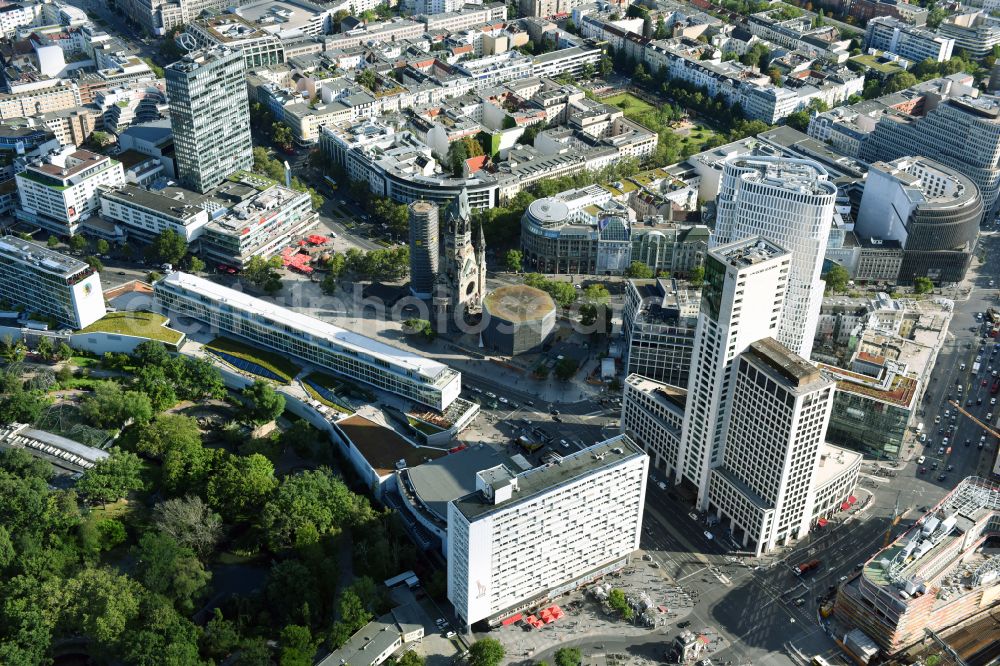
983,379,989,386
919,467,927,475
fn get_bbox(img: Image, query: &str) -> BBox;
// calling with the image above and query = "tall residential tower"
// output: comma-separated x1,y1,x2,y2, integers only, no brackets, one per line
713,156,836,359
677,237,791,510
165,47,252,194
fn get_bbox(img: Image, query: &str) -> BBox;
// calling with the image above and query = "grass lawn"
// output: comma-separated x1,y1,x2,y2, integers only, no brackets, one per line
678,126,721,155
79,312,184,345
849,54,905,75
70,355,99,368
205,337,301,383
603,92,656,117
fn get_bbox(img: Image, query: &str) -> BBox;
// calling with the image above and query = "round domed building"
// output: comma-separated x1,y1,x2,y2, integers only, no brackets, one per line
481,285,556,356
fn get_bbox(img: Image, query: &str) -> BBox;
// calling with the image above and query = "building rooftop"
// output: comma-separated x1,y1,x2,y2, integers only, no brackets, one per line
452,435,645,521
101,184,208,223
812,442,862,490
625,373,687,411
726,154,837,197
0,236,90,278
817,362,918,408
746,338,824,388
482,285,556,323
712,236,789,268
165,46,239,75
158,272,459,386
336,414,445,476
404,444,514,522
315,612,403,666
860,477,1000,598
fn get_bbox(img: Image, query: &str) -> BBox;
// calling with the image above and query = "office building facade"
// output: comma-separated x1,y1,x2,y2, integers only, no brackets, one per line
409,201,439,299
622,278,698,388
165,47,253,194
0,235,106,329
713,156,836,359
621,373,686,479
678,238,792,510
861,95,1000,215
855,156,982,284
447,435,647,628
864,17,954,63
707,338,835,556
154,272,462,410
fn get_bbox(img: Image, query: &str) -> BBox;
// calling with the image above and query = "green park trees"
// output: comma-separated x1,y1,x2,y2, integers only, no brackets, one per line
469,638,506,666
77,449,145,506
823,264,850,293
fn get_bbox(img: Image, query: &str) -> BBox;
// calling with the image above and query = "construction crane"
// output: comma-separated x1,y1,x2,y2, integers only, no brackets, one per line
948,400,1000,441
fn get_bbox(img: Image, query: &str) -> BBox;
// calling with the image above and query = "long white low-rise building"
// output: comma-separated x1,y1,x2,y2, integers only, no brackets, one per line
154,272,462,410
448,434,648,628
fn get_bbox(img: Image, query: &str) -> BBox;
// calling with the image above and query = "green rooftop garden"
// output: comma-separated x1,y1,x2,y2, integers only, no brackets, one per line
79,312,183,345
850,54,906,74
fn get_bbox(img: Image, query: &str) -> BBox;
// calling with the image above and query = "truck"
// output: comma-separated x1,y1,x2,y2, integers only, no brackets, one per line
974,361,982,374
795,559,821,576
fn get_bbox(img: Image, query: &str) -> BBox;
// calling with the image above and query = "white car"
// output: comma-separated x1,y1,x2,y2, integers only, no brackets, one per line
657,481,668,491
498,396,509,405
703,531,714,540
917,456,926,464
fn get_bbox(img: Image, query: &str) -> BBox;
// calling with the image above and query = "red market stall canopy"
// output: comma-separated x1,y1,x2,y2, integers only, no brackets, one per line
841,501,851,511
281,247,313,274
817,518,828,527
500,613,522,626
307,235,329,245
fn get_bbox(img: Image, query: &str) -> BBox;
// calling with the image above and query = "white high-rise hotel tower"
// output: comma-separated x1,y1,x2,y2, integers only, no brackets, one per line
713,156,837,360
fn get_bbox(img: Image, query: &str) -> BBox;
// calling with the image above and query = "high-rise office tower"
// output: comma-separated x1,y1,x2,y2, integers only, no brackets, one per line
707,338,835,556
165,47,252,194
408,200,439,298
677,237,791,510
713,156,836,360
